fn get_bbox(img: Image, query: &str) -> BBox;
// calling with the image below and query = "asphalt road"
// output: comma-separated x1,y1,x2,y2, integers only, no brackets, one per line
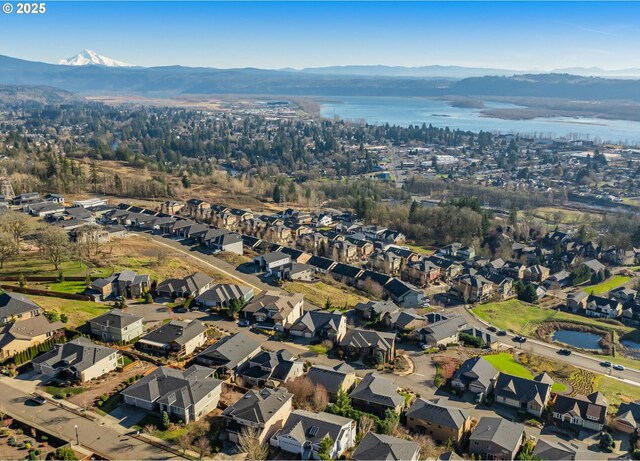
453,305,640,386
0,380,182,460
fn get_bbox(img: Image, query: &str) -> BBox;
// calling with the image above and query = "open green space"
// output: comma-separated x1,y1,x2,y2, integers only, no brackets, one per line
584,275,632,295
597,376,640,410
282,278,370,308
26,295,110,328
484,353,566,392
403,243,436,256
0,253,109,279
473,300,633,337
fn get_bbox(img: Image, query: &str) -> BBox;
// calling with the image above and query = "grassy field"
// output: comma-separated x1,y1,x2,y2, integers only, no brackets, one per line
308,344,329,355
597,376,640,410
0,252,109,279
27,295,110,328
282,278,369,309
585,275,632,295
403,243,436,256
474,300,633,337
214,251,252,267
44,385,85,399
484,353,567,392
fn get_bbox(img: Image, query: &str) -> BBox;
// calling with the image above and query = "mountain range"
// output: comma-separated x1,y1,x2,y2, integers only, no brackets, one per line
59,49,133,68
2,53,640,102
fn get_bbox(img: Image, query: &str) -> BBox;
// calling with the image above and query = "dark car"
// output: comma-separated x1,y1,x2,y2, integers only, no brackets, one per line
558,348,572,355
600,361,612,367
28,395,46,406
497,330,507,336
487,326,498,332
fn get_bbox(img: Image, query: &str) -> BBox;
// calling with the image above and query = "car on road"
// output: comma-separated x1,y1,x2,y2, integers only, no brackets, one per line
613,364,625,371
513,336,527,343
557,348,572,355
487,326,497,332
600,361,612,367
28,395,46,406
497,330,507,336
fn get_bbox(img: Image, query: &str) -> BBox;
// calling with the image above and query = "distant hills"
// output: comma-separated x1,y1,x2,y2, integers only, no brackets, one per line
59,49,133,68
2,53,640,101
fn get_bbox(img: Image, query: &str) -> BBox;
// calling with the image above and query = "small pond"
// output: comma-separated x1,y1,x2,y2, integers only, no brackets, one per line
552,330,603,350
621,339,640,358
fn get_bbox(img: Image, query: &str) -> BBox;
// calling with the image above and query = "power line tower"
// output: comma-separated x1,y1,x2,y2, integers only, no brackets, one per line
0,168,15,200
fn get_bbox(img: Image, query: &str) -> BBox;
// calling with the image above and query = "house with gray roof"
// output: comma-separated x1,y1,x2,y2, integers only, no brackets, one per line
418,315,467,346
88,309,144,343
451,356,498,398
406,397,472,445
531,438,590,460
552,391,608,431
494,372,553,417
222,387,294,443
196,332,261,374
90,271,150,300
237,349,304,387
352,432,419,461
156,272,214,299
349,372,404,416
32,338,120,382
288,310,347,342
306,363,357,400
337,329,396,364
0,291,43,324
469,417,524,461
270,410,356,460
354,299,399,321
121,365,223,423
138,320,207,356
613,400,640,434
195,284,254,309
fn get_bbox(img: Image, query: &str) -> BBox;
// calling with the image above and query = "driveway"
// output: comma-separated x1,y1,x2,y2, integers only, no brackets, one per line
108,405,149,429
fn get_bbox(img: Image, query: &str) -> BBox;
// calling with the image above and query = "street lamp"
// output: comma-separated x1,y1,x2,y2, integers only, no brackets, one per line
74,425,79,446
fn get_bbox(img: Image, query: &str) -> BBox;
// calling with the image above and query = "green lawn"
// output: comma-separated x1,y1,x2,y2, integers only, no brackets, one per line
44,386,85,399
0,252,108,278
483,353,567,392
597,376,640,410
403,243,436,256
308,344,329,355
585,275,632,295
473,300,633,337
484,353,533,379
26,295,110,328
43,281,88,294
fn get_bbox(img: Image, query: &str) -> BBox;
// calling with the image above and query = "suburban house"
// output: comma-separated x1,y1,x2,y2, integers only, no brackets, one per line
90,270,150,300
237,349,304,387
354,300,399,321
0,292,43,324
418,316,468,347
241,291,304,331
493,373,553,417
349,372,404,416
613,401,640,434
254,251,292,277
88,309,144,343
552,391,608,431
0,316,65,361
524,265,550,283
222,387,294,443
337,329,396,364
138,320,208,356
531,438,589,460
156,272,214,299
270,410,356,460
566,290,588,313
202,230,243,254
305,363,357,400
288,310,347,342
585,294,622,318
451,356,498,397
352,432,419,461
32,338,120,382
195,284,254,309
406,397,472,446
384,278,423,307
385,309,427,333
121,365,223,423
468,417,524,461
196,332,262,375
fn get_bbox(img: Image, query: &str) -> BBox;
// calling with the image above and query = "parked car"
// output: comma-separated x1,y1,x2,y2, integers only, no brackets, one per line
600,361,612,367
613,364,625,371
238,319,250,327
487,326,497,332
28,395,46,406
497,330,507,336
419,342,428,350
558,348,572,356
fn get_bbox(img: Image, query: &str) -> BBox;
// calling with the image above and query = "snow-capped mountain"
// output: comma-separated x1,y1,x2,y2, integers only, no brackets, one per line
58,49,133,67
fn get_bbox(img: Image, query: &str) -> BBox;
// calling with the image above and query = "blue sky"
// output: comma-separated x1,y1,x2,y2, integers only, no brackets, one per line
1,1,639,70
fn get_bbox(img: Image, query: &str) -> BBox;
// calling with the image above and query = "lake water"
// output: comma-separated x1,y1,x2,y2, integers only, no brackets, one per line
621,339,640,358
319,96,640,144
552,330,603,350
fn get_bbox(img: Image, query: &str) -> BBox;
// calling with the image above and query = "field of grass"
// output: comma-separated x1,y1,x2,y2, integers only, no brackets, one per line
585,275,632,295
44,385,85,399
403,243,436,256
0,252,102,279
474,300,633,337
484,353,533,379
214,251,252,267
282,278,369,309
40,281,88,294
597,376,640,410
26,295,110,328
308,344,329,355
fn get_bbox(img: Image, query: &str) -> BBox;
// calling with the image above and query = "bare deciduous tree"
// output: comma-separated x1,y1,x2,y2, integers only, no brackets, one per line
194,436,211,460
38,227,72,270
238,426,269,460
413,434,438,461
0,210,33,251
358,414,376,440
178,434,193,455
0,232,17,268
284,376,329,412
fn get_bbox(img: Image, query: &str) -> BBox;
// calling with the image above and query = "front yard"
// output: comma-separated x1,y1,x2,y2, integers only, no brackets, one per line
25,295,110,328
484,352,567,392
585,275,632,295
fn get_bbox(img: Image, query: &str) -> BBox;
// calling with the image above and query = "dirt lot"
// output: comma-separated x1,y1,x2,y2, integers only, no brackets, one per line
67,360,155,408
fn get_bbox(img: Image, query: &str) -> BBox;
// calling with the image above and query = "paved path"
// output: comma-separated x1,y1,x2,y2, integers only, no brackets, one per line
0,378,183,460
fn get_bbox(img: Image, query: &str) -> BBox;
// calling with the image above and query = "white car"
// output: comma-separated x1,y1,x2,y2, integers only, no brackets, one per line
419,342,429,350
613,364,625,371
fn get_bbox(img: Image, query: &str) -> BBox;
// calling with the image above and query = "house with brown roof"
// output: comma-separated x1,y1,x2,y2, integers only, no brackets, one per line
241,291,304,331
0,316,65,361
552,391,608,431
